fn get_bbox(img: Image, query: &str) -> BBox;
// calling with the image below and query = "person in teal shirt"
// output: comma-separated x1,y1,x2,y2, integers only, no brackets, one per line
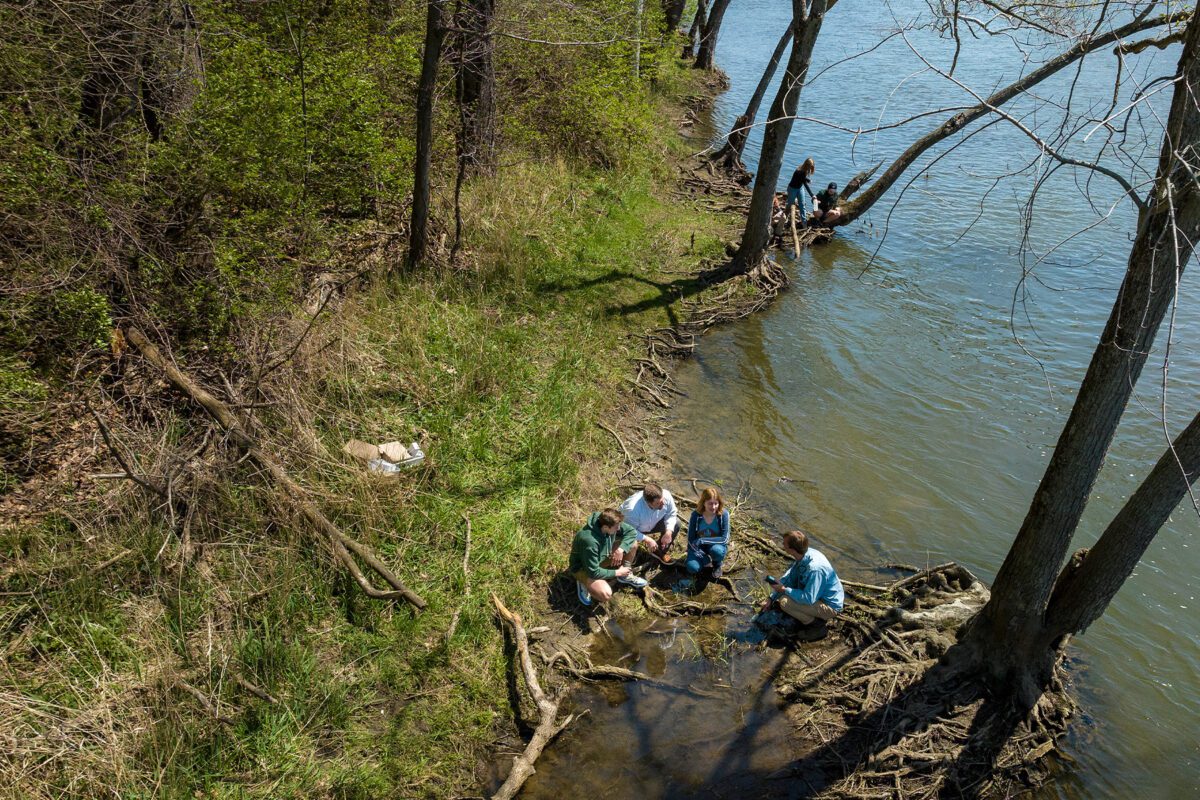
569,508,647,606
760,529,844,624
686,486,731,578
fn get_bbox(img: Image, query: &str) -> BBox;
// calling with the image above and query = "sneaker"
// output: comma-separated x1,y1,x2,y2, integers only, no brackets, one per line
576,582,592,607
616,573,648,589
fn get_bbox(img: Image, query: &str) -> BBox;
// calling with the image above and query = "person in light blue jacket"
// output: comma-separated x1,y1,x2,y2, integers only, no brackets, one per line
760,529,844,624
685,486,731,579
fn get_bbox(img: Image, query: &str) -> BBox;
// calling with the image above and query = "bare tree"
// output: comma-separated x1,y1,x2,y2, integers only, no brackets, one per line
952,10,1200,707
683,0,708,59
694,0,733,70
727,0,834,276
409,0,451,269
662,0,687,32
836,10,1188,227
454,0,497,175
708,20,793,176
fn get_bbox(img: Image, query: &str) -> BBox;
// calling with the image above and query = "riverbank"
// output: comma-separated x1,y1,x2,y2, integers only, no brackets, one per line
0,62,753,797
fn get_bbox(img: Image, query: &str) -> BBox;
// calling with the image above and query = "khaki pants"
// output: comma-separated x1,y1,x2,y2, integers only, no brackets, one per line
780,596,837,624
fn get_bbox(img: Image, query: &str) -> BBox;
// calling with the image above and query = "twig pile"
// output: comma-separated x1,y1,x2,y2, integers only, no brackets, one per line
773,564,1073,799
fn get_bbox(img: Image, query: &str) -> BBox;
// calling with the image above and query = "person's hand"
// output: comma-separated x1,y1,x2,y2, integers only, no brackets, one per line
615,565,632,578
758,599,772,613
641,537,658,553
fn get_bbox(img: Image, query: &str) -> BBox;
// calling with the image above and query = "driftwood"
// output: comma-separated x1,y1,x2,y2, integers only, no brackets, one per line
125,326,426,609
491,595,576,800
445,514,472,645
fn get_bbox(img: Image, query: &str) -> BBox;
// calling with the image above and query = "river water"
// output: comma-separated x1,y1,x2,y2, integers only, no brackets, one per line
523,2,1199,797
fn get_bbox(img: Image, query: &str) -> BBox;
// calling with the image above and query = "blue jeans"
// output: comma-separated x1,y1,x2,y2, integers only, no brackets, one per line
785,186,806,214
686,544,727,575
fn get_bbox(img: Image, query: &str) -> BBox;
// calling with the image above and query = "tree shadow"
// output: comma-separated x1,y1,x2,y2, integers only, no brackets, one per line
534,268,712,326
546,572,597,636
774,634,1029,798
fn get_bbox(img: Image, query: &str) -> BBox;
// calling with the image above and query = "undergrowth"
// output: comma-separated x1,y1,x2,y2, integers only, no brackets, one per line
0,87,739,797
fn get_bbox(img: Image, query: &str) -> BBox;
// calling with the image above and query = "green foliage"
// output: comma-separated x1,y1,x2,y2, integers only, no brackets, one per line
0,0,733,795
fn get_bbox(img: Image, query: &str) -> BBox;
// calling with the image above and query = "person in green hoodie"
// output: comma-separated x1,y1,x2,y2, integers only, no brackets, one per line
569,508,648,606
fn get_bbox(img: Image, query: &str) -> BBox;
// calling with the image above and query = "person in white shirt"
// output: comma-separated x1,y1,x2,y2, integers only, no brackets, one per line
619,483,680,563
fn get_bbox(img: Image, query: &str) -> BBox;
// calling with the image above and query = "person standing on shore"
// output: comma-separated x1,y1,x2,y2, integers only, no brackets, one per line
620,482,681,563
686,486,731,579
569,508,647,607
760,529,844,624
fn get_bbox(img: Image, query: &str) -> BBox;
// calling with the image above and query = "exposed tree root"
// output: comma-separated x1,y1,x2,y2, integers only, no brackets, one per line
771,564,1073,799
491,595,577,800
640,586,729,617
125,326,427,609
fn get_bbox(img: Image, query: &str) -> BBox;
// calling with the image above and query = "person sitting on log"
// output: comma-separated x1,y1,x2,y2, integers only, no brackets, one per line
785,158,816,217
569,507,647,607
686,485,731,579
620,482,681,563
759,529,844,625
810,182,843,226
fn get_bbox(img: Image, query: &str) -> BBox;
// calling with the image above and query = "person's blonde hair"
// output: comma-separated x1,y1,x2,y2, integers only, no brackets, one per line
801,157,815,176
698,486,724,516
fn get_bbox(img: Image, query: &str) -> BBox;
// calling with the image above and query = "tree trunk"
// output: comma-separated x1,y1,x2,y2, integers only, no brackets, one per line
682,0,707,59
454,0,496,176
694,0,732,70
728,0,832,276
836,10,1187,226
709,20,792,173
409,0,450,269
1044,410,1200,641
958,12,1200,706
662,0,687,32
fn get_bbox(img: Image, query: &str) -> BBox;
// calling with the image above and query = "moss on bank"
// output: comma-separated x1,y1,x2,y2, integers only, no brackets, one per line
0,77,742,798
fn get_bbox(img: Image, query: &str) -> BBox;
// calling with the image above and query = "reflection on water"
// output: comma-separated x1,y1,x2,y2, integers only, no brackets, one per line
519,605,815,800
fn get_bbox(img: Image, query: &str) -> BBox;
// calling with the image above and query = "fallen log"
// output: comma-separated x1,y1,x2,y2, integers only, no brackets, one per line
125,326,426,609
491,595,576,800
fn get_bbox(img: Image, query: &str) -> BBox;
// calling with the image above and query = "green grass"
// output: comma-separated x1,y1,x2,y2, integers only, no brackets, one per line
0,87,741,799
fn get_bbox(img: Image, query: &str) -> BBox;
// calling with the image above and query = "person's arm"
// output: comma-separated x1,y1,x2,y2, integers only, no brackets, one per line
664,493,678,533
719,510,730,547
618,523,639,553
769,562,797,601
804,178,814,198
687,511,699,544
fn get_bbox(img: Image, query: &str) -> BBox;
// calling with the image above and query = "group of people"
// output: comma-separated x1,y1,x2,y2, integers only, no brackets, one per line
773,157,843,227
568,482,844,629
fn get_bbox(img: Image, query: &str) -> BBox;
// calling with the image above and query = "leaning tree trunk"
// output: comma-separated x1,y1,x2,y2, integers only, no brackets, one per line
835,10,1188,227
709,20,792,175
662,0,687,32
454,0,496,176
683,0,707,59
1043,410,1200,642
409,0,450,269
694,0,732,70
727,0,832,276
957,12,1200,708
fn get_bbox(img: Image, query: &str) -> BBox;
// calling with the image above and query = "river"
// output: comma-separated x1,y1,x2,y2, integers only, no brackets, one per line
524,2,1199,797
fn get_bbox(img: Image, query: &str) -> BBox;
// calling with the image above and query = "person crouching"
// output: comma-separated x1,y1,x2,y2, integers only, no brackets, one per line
569,508,648,607
761,529,844,624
